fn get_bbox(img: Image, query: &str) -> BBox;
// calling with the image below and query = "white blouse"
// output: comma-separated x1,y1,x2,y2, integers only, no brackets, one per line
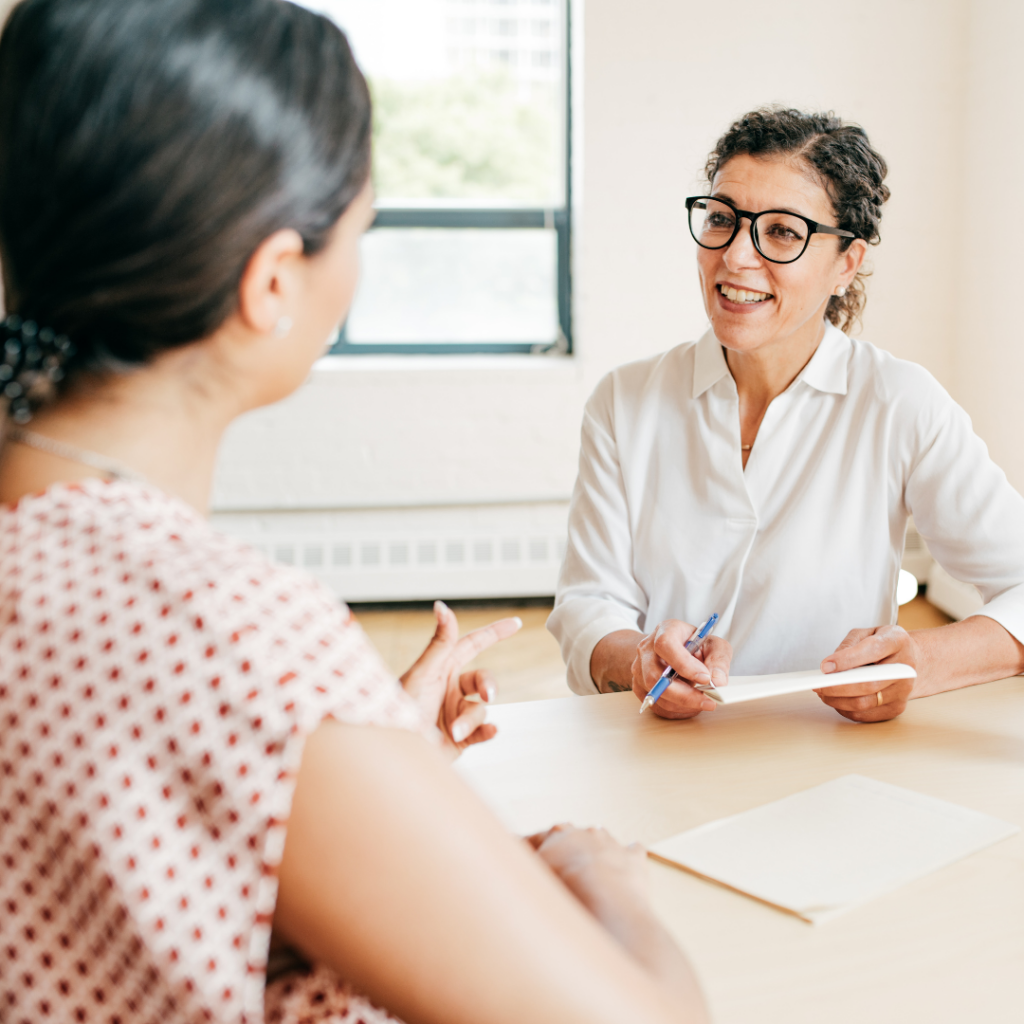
548,323,1024,695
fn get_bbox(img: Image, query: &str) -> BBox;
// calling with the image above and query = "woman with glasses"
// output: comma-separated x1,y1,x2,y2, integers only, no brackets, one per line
0,1,708,1021
549,107,1024,721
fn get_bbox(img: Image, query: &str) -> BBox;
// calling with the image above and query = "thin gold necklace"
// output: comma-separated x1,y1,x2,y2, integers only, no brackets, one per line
6,427,147,484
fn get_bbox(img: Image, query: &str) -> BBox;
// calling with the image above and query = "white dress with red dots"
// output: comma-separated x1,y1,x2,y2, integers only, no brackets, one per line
0,479,425,1024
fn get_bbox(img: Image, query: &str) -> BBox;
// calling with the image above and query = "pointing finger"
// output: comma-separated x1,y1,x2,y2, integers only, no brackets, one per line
400,601,460,695
453,616,522,667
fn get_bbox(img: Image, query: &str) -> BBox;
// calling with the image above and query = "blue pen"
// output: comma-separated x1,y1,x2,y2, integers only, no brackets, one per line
638,613,720,715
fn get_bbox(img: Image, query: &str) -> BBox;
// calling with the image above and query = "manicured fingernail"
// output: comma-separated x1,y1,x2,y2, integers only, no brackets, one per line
712,668,725,686
512,616,523,629
451,720,470,743
696,672,711,684
486,682,497,703
822,661,836,674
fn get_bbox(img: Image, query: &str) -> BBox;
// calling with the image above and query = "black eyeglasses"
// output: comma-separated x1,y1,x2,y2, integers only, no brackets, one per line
685,196,857,264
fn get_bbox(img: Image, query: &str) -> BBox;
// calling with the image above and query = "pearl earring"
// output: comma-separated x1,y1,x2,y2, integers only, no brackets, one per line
834,286,847,298
275,316,293,338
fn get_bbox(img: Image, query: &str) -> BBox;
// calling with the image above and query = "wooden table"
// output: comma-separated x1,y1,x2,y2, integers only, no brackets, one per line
456,679,1024,1024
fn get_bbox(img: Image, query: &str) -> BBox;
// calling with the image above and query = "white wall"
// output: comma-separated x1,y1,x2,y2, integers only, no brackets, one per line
216,0,979,529
956,0,1024,493
579,0,969,393
2,0,1018,592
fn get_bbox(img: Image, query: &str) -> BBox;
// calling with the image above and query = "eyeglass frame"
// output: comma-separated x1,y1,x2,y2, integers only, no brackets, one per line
685,195,858,264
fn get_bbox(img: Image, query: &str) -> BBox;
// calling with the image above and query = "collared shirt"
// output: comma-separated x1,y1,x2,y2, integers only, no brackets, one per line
548,323,1024,695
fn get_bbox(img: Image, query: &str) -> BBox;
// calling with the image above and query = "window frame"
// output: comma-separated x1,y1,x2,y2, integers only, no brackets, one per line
330,0,573,357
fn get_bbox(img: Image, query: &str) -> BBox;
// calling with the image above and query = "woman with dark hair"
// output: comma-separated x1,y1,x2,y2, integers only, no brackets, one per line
0,1,706,1022
549,108,1024,720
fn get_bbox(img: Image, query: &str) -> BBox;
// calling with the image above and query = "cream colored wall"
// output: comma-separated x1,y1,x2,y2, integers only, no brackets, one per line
580,0,968,393
2,0,1016,506
955,0,1024,492
216,0,983,513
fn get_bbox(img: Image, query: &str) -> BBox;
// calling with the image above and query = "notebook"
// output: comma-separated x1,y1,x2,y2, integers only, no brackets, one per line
704,663,917,704
648,774,1019,923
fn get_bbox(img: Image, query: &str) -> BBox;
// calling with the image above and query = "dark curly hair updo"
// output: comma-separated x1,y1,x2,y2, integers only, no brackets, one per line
704,107,890,333
0,0,372,422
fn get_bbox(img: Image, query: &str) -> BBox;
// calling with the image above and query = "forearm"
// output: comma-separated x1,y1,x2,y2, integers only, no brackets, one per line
277,723,698,1024
590,630,644,693
911,614,1024,698
585,888,708,1020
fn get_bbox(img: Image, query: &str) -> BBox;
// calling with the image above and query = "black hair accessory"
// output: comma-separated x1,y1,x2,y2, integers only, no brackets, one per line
1,315,75,423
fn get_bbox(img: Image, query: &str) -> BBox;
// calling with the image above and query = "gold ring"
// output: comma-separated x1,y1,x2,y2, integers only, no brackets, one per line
877,690,884,707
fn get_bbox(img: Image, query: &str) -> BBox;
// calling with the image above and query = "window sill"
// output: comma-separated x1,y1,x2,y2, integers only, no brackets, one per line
312,350,577,375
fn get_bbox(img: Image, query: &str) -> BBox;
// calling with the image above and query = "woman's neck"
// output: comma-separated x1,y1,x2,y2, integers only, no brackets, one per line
724,317,827,457
0,348,241,514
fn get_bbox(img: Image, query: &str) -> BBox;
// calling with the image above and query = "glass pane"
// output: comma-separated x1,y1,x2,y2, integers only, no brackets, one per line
346,228,558,343
298,0,564,205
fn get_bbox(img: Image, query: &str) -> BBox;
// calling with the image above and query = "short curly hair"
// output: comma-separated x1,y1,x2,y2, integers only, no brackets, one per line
704,107,890,333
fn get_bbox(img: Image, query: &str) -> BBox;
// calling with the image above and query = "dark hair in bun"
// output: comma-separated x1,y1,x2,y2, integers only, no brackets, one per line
705,107,890,333
0,0,371,414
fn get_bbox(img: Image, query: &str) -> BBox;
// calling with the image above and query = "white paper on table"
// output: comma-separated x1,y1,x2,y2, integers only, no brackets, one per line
648,775,1019,923
704,663,917,704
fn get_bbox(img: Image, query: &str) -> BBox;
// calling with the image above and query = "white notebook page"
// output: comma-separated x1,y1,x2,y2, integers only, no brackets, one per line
649,775,1019,923
705,663,917,704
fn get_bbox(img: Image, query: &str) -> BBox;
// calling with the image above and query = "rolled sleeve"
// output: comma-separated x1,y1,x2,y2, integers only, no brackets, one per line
548,375,648,694
904,377,1024,646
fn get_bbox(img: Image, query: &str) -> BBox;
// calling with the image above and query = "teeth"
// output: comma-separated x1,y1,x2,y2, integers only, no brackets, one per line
721,284,771,303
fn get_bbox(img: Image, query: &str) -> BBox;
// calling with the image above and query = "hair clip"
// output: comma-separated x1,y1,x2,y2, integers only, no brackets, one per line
1,315,76,423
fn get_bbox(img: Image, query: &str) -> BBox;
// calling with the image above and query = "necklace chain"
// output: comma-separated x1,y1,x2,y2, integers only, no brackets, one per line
6,427,147,484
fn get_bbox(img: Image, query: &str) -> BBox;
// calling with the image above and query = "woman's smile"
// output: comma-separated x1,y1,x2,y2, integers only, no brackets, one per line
716,281,775,313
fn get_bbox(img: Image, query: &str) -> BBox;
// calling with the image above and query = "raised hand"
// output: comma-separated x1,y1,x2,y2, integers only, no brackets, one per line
400,601,521,754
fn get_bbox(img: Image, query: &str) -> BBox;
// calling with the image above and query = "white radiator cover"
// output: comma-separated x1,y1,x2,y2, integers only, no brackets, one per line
211,501,570,603
211,507,937,604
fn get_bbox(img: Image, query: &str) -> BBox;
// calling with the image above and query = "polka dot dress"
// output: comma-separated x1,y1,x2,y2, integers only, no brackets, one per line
0,480,423,1024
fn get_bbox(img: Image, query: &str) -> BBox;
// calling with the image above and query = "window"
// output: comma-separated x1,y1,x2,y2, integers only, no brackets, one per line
298,0,571,355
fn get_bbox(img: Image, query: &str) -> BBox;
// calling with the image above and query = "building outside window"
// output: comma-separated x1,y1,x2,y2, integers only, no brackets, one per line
296,0,571,354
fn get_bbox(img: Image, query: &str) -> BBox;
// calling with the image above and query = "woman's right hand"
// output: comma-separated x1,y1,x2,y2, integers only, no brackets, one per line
527,823,649,915
528,824,709,1020
631,620,732,719
400,601,521,755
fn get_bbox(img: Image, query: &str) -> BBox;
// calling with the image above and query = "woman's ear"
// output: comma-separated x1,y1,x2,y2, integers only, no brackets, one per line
837,238,869,291
237,228,305,335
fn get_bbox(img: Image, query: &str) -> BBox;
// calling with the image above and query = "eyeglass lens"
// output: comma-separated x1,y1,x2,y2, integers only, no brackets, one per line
688,198,810,263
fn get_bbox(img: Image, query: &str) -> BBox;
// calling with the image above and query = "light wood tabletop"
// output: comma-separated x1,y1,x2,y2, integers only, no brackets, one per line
455,678,1024,1024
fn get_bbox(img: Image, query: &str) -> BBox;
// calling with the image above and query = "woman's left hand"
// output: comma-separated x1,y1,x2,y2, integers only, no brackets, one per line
400,601,521,755
815,625,920,722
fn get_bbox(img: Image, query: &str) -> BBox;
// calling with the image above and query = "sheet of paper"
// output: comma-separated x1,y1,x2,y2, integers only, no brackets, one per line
705,663,916,704
649,774,1019,923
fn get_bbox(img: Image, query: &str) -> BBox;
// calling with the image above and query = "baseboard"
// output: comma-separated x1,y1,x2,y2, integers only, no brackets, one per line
211,501,569,602
210,506,941,605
